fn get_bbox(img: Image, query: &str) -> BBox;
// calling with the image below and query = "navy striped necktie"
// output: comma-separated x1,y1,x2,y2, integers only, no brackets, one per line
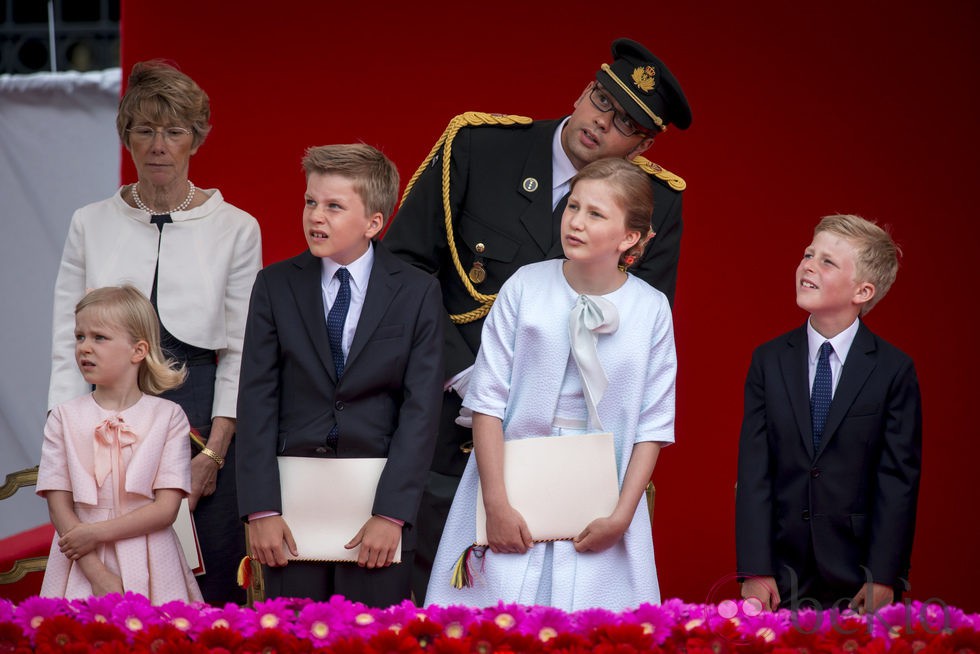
810,341,834,452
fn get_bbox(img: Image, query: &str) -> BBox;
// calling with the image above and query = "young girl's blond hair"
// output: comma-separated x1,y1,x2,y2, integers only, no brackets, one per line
75,286,187,394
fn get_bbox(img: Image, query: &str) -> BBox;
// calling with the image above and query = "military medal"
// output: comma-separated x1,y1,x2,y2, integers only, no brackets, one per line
468,261,486,284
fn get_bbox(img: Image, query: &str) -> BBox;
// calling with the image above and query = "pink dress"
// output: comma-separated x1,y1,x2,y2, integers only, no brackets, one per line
37,393,203,604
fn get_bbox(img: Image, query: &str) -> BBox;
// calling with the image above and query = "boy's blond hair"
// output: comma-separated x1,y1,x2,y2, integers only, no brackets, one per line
75,286,187,394
815,214,901,315
301,144,400,221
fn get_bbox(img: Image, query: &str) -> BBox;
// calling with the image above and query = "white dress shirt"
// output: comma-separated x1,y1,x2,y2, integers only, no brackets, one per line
551,117,576,210
806,317,860,398
320,244,375,359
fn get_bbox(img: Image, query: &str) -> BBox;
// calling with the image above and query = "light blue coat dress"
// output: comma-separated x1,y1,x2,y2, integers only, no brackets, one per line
425,260,676,611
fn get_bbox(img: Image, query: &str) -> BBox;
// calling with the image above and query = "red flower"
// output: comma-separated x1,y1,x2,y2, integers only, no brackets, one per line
238,627,307,654
33,615,86,653
0,621,32,654
80,621,127,647
402,618,443,648
367,629,425,654
197,627,245,652
590,623,655,651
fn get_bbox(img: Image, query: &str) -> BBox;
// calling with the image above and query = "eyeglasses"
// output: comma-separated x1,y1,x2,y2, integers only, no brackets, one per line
589,86,647,137
127,126,193,143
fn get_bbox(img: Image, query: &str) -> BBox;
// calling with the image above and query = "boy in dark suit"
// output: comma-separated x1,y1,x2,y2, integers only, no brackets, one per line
736,214,922,614
236,144,444,607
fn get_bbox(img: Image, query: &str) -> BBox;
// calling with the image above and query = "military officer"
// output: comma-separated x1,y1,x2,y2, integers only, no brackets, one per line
382,37,692,603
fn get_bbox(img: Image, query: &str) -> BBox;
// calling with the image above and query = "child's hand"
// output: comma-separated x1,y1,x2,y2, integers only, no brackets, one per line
345,516,401,568
485,505,533,554
89,567,124,597
58,523,103,559
741,576,780,612
573,516,628,553
247,516,297,567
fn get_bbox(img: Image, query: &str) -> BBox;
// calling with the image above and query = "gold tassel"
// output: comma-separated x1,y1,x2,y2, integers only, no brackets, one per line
236,555,252,589
450,544,486,589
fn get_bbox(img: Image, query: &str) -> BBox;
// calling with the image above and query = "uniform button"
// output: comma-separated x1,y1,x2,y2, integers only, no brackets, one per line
315,446,327,454
810,468,821,478
335,401,345,411
475,242,486,253
802,509,810,520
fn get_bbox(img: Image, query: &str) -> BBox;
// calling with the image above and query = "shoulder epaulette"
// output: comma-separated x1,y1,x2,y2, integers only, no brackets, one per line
630,155,687,192
455,111,534,127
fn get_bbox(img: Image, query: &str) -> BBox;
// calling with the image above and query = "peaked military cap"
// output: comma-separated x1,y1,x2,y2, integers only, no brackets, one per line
596,38,692,133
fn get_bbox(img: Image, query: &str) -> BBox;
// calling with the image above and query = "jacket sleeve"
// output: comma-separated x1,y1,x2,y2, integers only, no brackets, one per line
735,347,776,578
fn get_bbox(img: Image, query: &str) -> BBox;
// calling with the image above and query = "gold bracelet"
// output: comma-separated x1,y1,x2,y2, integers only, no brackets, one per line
200,447,225,469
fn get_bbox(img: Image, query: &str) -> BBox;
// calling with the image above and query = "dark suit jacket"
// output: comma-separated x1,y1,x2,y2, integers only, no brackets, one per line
235,242,444,551
735,320,922,602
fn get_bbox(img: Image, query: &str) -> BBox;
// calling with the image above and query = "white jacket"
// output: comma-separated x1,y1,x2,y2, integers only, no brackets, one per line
49,187,262,419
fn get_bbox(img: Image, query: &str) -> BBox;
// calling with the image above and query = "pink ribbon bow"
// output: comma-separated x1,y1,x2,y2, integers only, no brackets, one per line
94,415,138,514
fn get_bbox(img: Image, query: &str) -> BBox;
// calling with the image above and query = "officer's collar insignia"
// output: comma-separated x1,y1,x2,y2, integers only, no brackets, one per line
631,65,656,94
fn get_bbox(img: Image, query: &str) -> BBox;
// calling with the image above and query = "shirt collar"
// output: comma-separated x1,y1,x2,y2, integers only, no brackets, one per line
552,117,577,196
806,316,860,364
320,242,375,292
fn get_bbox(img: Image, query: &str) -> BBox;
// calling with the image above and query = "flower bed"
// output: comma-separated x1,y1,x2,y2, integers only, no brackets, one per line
2,594,978,653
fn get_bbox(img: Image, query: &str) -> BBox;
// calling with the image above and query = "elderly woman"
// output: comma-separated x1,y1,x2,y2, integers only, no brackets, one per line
48,60,262,605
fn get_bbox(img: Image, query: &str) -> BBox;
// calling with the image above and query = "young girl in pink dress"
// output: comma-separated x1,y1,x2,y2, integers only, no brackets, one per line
37,285,203,604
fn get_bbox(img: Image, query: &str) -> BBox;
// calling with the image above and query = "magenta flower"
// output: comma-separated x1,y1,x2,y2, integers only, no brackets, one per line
109,593,162,633
625,603,675,644
12,596,69,634
252,597,300,635
0,599,15,623
296,596,360,645
569,606,618,634
70,594,121,625
197,602,253,636
481,601,529,631
374,599,423,632
520,605,573,642
159,600,209,636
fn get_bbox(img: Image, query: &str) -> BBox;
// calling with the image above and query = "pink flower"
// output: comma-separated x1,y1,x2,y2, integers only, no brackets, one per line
481,601,529,631
109,593,162,633
520,605,573,642
0,599,15,623
252,597,299,635
159,600,207,636
197,602,252,636
570,606,618,634
624,603,676,645
12,596,68,634
70,595,120,625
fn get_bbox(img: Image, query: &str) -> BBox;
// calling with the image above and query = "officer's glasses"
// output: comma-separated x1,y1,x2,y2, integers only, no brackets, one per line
589,86,645,137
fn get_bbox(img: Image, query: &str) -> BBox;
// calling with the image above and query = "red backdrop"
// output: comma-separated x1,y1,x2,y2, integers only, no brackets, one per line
121,0,980,610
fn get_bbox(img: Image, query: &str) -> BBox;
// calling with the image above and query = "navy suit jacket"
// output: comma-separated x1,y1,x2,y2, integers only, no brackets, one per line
235,242,444,550
735,320,922,600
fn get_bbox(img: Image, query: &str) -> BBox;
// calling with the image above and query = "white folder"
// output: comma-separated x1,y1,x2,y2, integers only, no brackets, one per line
476,432,619,544
277,456,401,563
174,498,205,575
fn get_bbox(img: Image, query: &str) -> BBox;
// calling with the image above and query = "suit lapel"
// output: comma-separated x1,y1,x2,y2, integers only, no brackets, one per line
779,325,815,459
815,321,876,458
519,122,558,256
289,251,338,383
346,243,400,371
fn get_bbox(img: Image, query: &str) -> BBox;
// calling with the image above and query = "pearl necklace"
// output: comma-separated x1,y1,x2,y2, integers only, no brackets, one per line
131,181,195,214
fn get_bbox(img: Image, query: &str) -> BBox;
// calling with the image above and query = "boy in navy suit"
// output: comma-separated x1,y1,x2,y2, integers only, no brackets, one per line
236,144,444,606
736,214,922,613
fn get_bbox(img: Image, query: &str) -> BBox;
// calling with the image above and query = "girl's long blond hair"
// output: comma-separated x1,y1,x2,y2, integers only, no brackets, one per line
75,286,186,394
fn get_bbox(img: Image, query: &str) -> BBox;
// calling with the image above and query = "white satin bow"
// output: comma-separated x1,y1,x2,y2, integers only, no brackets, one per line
568,294,619,431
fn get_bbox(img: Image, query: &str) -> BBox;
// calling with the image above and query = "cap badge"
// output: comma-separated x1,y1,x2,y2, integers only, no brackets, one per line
631,65,656,94
522,177,539,192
